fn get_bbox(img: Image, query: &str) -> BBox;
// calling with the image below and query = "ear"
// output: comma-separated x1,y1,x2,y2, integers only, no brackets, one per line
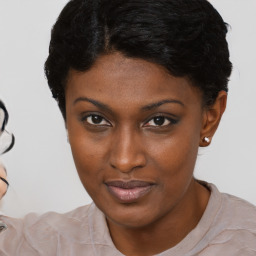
200,91,227,147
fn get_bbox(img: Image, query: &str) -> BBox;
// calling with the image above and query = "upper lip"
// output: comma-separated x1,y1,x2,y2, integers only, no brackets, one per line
105,180,154,189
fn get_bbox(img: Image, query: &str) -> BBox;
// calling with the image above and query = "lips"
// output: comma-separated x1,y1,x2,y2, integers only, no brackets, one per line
105,180,154,203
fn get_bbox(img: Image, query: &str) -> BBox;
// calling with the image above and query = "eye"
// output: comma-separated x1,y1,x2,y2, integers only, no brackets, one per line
144,116,174,127
84,114,110,126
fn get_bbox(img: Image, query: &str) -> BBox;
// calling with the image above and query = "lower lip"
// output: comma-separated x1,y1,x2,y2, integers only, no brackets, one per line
107,185,153,203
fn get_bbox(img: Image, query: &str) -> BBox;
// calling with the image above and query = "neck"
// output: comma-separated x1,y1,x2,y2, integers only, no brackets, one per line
107,180,210,256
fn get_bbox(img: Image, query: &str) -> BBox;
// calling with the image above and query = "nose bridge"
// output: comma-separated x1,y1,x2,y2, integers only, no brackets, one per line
110,125,146,172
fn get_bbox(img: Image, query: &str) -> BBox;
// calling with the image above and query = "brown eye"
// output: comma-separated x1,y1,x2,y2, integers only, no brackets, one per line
85,115,110,126
152,116,166,126
91,115,103,124
145,116,174,127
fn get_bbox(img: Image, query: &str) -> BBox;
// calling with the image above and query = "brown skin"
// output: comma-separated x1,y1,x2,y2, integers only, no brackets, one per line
65,52,226,256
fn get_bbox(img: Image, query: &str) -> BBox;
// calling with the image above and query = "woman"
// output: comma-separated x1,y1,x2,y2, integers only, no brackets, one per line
1,0,256,255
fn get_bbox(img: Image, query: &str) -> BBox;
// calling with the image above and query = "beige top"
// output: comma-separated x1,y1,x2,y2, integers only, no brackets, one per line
0,183,256,256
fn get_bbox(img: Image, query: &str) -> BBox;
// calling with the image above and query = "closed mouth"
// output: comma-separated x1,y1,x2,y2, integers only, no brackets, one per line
105,180,155,203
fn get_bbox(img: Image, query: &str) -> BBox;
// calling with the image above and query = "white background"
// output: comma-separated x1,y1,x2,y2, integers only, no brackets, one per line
0,0,255,217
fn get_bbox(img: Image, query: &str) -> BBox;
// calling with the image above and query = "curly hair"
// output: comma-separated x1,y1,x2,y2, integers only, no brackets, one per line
45,0,232,119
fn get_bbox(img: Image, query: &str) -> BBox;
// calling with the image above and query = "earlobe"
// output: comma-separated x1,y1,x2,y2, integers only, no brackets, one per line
199,91,227,147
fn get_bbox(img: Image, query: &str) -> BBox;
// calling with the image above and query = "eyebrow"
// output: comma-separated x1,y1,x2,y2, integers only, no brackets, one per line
73,97,184,112
141,99,184,111
73,97,111,112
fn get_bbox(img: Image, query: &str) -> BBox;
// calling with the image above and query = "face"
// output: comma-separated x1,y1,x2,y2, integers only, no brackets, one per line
65,53,205,228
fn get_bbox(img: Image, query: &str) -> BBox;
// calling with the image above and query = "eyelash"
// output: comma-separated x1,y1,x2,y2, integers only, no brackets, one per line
81,114,178,128
144,115,178,127
81,114,111,127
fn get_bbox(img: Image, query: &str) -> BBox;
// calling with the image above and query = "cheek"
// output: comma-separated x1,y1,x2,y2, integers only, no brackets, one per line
145,138,199,209
68,124,111,196
70,138,105,200
150,132,199,166
70,137,101,175
68,122,95,174
146,125,200,186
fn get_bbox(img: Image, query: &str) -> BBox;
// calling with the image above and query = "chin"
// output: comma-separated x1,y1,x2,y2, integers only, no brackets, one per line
101,201,163,229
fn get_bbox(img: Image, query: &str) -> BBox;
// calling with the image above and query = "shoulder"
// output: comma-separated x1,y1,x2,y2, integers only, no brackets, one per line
23,204,94,240
1,203,93,229
217,191,256,231
0,204,97,254
203,183,256,231
202,185,256,255
35,203,93,225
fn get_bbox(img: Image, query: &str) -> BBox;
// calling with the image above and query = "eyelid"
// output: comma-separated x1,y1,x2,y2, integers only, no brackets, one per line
143,114,178,127
81,113,112,126
147,118,170,127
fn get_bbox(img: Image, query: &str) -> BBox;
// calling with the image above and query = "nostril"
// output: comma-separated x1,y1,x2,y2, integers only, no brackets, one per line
110,152,147,173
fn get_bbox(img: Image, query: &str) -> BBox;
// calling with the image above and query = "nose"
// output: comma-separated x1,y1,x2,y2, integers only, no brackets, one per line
109,127,146,173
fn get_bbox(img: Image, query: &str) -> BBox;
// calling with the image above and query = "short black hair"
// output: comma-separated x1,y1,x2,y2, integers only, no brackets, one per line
45,0,232,119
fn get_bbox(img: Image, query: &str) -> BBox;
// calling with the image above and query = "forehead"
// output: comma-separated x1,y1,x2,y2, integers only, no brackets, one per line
65,53,202,107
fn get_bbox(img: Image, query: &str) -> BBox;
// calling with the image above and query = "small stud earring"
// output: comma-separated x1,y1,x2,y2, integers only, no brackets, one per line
203,137,210,143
